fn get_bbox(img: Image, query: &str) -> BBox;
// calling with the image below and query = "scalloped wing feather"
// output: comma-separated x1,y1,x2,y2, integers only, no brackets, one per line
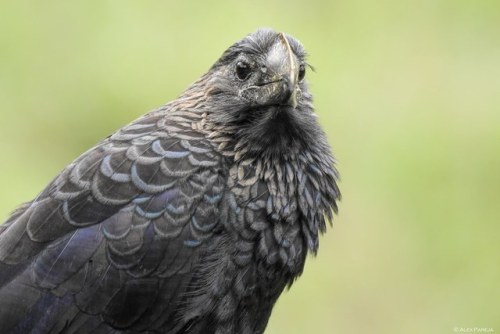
0,110,227,333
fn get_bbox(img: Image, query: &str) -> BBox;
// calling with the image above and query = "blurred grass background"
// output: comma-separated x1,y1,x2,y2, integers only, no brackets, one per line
1,0,499,333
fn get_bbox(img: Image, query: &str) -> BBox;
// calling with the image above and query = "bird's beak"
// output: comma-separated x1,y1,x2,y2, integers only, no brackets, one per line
276,32,298,108
264,32,299,108
240,32,300,109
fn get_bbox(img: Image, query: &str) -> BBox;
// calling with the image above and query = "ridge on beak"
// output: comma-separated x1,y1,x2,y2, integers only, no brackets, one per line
265,32,300,108
277,32,298,108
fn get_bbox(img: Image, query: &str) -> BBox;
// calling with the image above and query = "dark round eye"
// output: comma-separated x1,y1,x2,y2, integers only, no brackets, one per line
236,61,252,80
298,64,306,82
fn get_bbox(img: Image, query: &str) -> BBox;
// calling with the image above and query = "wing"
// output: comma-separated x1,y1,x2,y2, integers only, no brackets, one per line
0,107,227,333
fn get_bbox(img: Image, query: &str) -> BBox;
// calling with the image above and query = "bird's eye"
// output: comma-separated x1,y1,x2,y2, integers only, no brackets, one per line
236,61,252,80
298,64,306,82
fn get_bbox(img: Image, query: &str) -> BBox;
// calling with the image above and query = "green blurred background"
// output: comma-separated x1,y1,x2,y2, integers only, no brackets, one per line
1,1,499,333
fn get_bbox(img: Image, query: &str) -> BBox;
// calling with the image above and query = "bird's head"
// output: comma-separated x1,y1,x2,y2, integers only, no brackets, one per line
188,28,322,160
209,28,309,109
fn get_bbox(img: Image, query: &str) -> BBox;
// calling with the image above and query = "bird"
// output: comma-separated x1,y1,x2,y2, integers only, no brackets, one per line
0,28,340,334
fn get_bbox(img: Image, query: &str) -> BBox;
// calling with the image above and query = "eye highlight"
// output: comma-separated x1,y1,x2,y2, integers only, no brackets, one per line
298,63,306,82
236,61,252,80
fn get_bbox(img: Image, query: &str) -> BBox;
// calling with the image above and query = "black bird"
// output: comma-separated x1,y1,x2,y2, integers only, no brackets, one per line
0,28,340,333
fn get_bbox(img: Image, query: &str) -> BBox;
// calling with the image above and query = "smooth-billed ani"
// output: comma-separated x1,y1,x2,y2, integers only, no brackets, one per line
0,28,340,334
